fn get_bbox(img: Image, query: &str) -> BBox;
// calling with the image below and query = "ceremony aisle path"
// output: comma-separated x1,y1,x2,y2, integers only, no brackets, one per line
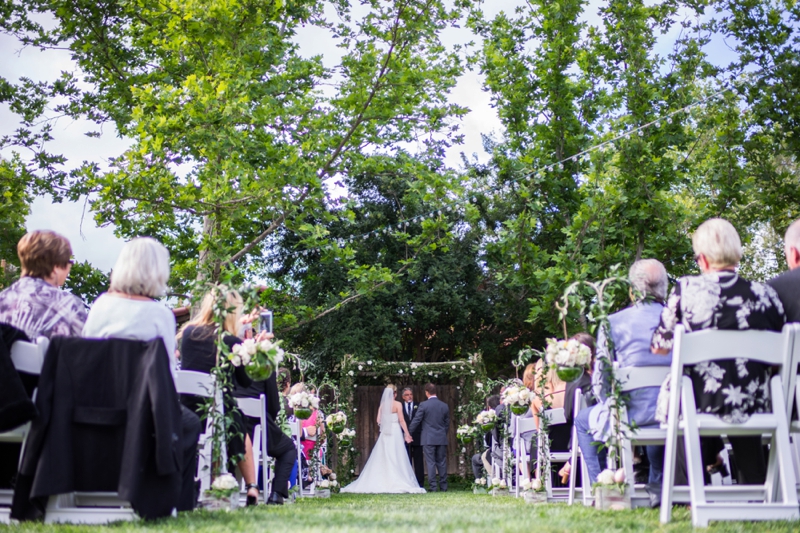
2,492,799,532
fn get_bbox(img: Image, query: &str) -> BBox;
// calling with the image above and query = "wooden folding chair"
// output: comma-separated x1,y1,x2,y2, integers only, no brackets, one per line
660,325,799,527
175,370,226,500
0,337,49,524
236,395,270,503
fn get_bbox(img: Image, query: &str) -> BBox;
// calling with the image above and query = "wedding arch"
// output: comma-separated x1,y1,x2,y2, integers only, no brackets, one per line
332,354,489,482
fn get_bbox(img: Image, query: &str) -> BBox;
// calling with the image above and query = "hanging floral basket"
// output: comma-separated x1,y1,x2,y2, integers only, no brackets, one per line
556,365,584,383
294,407,313,420
245,361,274,381
510,403,530,416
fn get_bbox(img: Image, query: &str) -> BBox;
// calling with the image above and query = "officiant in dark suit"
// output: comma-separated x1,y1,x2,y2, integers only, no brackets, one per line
401,387,424,486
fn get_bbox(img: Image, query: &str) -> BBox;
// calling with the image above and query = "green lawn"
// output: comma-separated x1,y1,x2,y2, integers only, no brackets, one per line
3,492,800,533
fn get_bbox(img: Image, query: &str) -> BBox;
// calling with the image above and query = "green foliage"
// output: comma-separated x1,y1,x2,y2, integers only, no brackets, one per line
0,158,31,275
63,261,109,305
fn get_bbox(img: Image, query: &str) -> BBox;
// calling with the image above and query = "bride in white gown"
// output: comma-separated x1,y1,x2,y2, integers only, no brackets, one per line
341,385,426,494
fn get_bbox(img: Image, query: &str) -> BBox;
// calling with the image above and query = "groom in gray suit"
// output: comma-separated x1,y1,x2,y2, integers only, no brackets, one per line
408,383,450,492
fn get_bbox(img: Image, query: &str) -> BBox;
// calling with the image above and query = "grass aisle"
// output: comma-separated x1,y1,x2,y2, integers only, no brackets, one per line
3,492,799,533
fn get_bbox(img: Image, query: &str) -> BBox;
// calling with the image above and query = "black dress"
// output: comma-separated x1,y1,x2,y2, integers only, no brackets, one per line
179,325,252,463
651,271,786,484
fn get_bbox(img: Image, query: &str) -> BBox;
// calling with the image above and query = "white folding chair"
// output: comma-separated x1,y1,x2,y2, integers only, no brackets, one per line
660,325,799,527
513,415,536,497
236,395,270,503
613,364,671,508
0,337,49,524
175,370,226,499
567,388,592,506
535,407,570,500
782,323,800,496
291,419,305,497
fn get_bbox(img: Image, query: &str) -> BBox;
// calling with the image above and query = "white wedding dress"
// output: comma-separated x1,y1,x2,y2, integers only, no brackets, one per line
341,389,426,494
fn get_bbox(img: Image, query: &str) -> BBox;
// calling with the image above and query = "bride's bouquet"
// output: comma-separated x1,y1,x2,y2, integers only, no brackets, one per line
545,338,592,382
475,410,497,432
501,384,533,416
288,390,320,420
325,411,347,434
229,338,285,381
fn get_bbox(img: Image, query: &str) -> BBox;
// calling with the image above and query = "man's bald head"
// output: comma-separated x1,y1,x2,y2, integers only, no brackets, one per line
785,220,800,270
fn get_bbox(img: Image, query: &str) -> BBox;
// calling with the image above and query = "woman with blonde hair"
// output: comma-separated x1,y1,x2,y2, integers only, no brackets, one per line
178,289,269,506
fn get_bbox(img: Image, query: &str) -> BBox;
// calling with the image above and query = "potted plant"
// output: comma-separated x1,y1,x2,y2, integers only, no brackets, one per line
475,410,497,432
593,469,631,510
315,479,332,498
521,478,547,504
472,477,489,494
501,385,533,416
545,338,592,382
203,473,239,511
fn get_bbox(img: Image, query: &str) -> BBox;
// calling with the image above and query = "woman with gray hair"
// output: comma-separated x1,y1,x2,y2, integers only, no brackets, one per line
82,237,177,375
651,218,786,485
82,237,201,511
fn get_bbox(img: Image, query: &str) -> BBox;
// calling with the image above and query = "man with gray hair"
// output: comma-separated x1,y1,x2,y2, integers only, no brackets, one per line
768,219,800,322
574,258,672,507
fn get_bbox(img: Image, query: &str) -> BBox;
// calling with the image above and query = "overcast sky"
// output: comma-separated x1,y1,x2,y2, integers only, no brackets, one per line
1,1,734,272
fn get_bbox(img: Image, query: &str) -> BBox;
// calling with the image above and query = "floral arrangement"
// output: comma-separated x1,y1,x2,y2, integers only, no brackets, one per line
473,477,488,489
325,411,347,433
520,477,544,493
288,390,321,420
230,338,285,381
545,338,592,381
592,468,627,493
501,384,533,416
457,424,479,443
488,477,508,492
475,410,497,431
338,427,356,446
206,473,239,499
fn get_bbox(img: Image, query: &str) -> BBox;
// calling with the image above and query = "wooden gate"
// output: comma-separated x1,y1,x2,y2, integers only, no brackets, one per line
353,384,460,476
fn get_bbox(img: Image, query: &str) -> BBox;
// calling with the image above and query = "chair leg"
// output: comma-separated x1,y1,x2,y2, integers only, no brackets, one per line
771,377,799,507
681,376,708,528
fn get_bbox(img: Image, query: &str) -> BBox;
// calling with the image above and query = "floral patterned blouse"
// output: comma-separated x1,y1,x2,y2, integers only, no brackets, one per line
0,277,88,340
651,271,785,423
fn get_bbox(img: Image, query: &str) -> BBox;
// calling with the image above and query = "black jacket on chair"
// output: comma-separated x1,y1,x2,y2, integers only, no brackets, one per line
0,323,35,432
12,337,183,521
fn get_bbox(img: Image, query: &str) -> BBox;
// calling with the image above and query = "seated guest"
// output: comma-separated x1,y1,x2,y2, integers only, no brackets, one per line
768,219,800,322
177,289,266,506
82,237,201,511
575,259,671,505
472,395,500,480
651,219,785,486
531,359,567,427
0,230,86,489
0,230,86,339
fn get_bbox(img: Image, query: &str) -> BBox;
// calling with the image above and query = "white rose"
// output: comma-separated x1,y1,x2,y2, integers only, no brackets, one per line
319,480,330,488
330,473,337,481
348,370,354,376
491,477,501,487
521,480,532,491
231,355,242,367
452,365,456,369
301,399,309,407
476,382,483,389
597,469,616,485
531,478,542,491
311,397,320,409
358,365,363,370
398,369,403,374
331,480,338,487
241,352,251,366
212,473,238,491
498,480,507,488
367,360,372,365
614,468,626,483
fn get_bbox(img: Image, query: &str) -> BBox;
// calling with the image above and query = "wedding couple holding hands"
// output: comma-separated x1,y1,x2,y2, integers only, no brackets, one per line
341,383,450,494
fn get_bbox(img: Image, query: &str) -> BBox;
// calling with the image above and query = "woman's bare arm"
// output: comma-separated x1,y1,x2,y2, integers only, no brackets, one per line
394,401,413,443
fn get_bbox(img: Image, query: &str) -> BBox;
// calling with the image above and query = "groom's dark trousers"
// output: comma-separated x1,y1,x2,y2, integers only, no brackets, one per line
423,445,448,492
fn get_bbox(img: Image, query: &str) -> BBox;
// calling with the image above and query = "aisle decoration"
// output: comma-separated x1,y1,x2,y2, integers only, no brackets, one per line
475,410,497,432
544,338,591,382
326,411,348,434
489,477,509,496
472,477,488,494
592,469,631,510
203,473,239,511
521,478,547,504
457,424,479,444
338,427,356,446
289,390,320,419
229,337,285,381
501,384,533,415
